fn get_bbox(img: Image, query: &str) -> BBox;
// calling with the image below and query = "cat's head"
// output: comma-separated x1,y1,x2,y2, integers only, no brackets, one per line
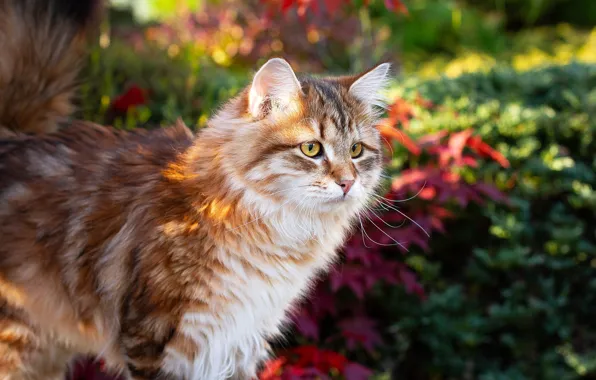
206,58,390,215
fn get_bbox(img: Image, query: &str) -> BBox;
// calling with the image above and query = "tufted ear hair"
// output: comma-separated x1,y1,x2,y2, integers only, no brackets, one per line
348,62,392,110
248,58,303,118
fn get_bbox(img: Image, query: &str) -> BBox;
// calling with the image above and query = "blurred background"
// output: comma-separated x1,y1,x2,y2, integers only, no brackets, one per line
71,0,596,379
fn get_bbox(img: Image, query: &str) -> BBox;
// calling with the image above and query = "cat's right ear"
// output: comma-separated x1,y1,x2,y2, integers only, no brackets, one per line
248,58,303,118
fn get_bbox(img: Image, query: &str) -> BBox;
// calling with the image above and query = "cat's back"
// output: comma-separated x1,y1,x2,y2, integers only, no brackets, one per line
0,120,195,262
0,120,194,193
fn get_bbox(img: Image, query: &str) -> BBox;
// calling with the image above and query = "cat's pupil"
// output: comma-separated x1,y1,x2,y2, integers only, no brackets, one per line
308,143,315,151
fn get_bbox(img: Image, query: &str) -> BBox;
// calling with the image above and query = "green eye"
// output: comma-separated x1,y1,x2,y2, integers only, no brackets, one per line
300,142,322,157
351,143,363,158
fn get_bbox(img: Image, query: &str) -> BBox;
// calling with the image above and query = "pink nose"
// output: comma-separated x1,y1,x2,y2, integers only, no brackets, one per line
337,179,355,195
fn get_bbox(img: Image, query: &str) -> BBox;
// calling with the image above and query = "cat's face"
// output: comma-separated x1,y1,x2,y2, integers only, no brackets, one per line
214,59,389,214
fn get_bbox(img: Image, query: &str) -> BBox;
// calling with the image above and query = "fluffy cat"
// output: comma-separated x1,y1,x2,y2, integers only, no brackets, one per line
0,0,390,379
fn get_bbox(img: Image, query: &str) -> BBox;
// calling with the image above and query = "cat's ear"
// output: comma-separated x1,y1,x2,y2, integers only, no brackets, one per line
248,58,302,118
348,62,392,110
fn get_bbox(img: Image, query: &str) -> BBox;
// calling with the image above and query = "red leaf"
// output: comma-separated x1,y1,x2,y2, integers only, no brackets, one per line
418,187,437,200
281,0,295,12
417,130,448,147
344,363,374,380
474,182,510,204
319,350,348,372
448,129,474,164
112,85,148,113
293,311,319,340
415,94,435,109
467,136,510,168
392,168,432,191
461,155,479,167
399,265,425,299
339,317,382,353
377,120,421,155
330,267,366,299
309,288,337,317
260,357,287,380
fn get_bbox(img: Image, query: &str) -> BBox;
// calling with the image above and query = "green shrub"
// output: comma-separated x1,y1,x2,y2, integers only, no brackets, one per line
78,39,248,129
382,63,596,379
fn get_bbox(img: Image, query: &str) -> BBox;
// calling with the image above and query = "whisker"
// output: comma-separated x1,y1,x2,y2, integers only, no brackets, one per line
358,215,371,249
371,195,430,237
362,213,409,251
374,180,428,203
364,206,405,229
381,135,394,156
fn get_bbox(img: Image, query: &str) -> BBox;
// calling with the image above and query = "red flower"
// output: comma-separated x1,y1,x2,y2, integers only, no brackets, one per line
111,85,148,113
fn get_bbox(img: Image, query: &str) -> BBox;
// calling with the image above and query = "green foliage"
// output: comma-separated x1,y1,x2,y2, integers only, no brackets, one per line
383,63,596,379
110,0,204,23
78,39,247,129
463,0,596,28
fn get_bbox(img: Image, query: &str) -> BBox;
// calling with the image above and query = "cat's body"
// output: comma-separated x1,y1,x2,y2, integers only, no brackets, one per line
0,120,346,379
0,1,389,379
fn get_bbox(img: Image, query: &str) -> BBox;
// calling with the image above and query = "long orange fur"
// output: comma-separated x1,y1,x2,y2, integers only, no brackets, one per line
0,1,391,379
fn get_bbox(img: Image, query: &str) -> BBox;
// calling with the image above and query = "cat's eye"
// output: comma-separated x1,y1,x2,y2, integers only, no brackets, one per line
300,142,322,157
350,143,363,158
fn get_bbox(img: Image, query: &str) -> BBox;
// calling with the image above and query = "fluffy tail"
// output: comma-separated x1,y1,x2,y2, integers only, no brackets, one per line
0,0,103,136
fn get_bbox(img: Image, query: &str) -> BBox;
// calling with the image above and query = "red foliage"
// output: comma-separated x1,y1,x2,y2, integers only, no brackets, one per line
69,88,509,380
261,346,371,379
259,95,510,378
269,0,408,17
111,85,148,113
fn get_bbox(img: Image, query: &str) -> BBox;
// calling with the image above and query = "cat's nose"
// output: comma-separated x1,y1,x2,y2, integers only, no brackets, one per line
337,179,355,195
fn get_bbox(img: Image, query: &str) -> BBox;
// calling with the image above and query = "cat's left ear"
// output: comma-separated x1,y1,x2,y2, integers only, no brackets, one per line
348,63,392,110
248,58,303,118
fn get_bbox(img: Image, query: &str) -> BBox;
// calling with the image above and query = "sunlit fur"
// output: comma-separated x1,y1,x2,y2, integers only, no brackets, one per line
0,1,391,379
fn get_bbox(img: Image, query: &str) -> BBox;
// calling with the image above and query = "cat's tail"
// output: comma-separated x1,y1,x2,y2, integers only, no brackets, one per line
0,0,104,136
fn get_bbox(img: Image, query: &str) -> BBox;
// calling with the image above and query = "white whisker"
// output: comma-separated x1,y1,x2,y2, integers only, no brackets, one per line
364,206,405,229
361,213,408,250
374,180,428,203
381,135,394,156
358,215,371,249
371,194,430,237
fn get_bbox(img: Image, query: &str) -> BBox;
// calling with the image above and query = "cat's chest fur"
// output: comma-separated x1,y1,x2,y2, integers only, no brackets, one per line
162,213,348,380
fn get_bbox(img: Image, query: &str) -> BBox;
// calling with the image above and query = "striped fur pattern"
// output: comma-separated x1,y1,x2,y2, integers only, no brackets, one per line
0,2,391,379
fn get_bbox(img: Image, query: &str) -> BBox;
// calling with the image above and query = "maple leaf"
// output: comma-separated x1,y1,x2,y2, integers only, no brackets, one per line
293,311,320,340
467,135,511,168
309,286,338,317
392,168,431,191
330,266,366,299
417,130,449,147
474,182,511,204
377,119,421,155
448,129,474,164
339,317,383,353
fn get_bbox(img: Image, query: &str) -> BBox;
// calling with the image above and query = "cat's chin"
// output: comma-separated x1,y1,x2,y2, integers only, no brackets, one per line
303,195,364,214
